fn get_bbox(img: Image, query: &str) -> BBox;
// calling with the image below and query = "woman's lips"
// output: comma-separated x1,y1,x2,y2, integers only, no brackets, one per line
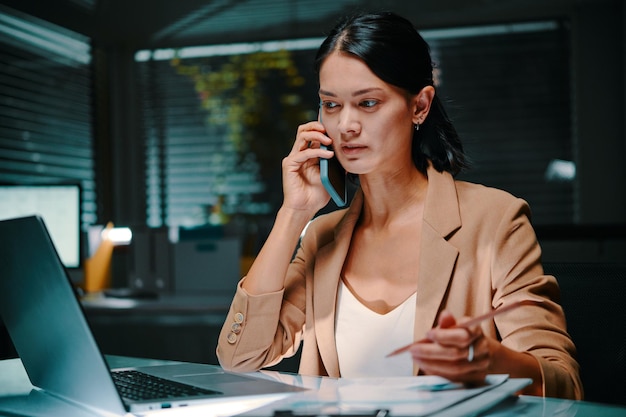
341,144,366,157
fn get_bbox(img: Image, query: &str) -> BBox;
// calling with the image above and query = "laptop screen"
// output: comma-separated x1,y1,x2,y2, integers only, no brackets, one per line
0,216,127,414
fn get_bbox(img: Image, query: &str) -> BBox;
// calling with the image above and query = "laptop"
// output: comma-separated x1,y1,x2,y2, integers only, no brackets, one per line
0,215,305,415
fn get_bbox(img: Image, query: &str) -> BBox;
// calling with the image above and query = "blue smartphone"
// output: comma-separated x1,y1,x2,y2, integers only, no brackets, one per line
320,144,347,207
319,106,347,207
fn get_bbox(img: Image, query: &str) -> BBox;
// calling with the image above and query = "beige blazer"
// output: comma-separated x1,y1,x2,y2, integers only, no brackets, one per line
217,165,583,400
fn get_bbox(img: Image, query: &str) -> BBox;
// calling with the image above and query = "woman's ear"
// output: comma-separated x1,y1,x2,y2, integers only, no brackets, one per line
412,86,435,125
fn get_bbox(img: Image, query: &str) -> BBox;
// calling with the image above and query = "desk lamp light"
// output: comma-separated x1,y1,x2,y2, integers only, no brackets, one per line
83,222,132,292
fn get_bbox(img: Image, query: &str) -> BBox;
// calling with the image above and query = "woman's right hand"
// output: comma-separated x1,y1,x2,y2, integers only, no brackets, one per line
240,121,334,296
281,120,335,213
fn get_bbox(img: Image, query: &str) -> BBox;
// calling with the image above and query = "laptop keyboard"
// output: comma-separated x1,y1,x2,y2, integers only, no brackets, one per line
111,370,221,401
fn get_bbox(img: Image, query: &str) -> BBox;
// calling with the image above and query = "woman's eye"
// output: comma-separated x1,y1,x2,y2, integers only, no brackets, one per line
322,101,339,110
360,100,378,108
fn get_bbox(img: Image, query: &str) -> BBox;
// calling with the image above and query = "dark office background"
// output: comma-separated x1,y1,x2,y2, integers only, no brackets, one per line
0,0,625,403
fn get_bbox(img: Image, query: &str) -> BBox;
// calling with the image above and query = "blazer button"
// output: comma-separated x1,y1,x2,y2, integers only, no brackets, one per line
231,322,242,334
227,332,237,344
234,312,244,323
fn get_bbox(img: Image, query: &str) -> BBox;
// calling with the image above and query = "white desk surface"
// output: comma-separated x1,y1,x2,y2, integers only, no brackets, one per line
0,356,625,417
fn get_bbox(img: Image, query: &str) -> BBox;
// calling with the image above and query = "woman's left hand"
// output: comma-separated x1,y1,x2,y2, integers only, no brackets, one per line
408,310,496,385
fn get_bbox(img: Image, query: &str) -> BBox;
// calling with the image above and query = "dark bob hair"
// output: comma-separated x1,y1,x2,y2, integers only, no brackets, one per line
314,11,468,176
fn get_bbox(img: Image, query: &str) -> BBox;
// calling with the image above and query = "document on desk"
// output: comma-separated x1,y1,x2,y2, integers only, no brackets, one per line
238,373,526,417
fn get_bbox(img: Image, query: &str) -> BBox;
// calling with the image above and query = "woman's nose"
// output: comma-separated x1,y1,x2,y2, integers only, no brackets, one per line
337,108,361,135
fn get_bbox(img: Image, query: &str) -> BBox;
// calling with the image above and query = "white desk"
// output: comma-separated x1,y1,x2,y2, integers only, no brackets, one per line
0,356,625,417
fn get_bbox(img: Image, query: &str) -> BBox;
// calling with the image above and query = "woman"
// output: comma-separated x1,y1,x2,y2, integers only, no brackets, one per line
216,11,583,400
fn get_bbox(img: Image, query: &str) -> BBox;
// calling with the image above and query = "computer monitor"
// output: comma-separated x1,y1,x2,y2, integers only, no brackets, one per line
0,184,81,268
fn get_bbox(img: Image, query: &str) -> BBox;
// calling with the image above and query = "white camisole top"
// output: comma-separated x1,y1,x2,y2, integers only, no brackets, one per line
335,280,416,377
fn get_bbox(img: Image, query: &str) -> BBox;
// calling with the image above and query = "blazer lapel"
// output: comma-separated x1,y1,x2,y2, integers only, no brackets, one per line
413,166,462,374
313,192,363,377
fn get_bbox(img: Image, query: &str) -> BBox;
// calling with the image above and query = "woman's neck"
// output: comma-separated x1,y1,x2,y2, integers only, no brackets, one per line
358,166,428,231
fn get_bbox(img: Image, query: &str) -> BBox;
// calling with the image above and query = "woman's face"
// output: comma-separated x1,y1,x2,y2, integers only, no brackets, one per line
318,51,418,177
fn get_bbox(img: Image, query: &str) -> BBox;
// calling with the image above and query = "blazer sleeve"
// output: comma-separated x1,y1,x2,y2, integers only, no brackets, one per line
215,235,311,373
489,198,584,400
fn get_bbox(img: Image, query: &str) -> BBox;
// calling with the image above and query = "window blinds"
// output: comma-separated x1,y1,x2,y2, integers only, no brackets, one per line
430,22,574,224
0,5,96,226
